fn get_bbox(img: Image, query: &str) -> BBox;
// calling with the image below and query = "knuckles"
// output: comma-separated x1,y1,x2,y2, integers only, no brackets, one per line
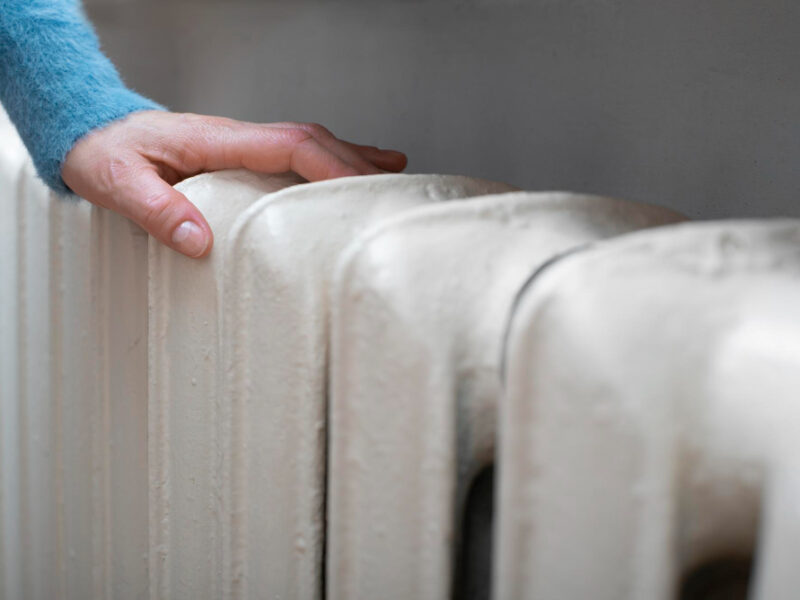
90,155,140,197
300,122,332,138
282,121,334,140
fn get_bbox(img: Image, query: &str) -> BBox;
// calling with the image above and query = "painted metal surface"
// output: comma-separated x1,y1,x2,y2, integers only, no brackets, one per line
326,193,685,600
147,169,302,600
216,174,515,600
496,220,800,600
0,110,150,600
0,109,513,598
5,99,798,600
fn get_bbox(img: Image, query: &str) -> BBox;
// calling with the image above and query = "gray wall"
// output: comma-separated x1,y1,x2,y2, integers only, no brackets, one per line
86,0,799,219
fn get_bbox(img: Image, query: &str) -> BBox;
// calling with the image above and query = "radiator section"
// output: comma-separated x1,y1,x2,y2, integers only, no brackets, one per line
147,169,302,600
217,174,515,600
326,193,685,600
0,111,149,600
495,221,800,600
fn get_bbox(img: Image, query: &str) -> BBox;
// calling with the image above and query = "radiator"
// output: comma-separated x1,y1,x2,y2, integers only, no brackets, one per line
1,107,799,600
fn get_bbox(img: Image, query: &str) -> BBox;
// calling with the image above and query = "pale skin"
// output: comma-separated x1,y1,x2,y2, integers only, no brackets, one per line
61,110,408,258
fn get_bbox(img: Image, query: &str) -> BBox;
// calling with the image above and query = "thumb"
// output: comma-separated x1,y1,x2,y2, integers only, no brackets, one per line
104,166,213,258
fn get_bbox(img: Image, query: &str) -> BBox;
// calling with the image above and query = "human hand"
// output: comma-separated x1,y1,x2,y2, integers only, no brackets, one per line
61,111,408,258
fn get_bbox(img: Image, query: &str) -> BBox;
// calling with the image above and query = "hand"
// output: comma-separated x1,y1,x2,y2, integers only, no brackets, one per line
61,111,408,258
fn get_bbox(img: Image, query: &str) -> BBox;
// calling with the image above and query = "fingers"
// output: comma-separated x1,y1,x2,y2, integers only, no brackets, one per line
342,142,407,172
172,117,405,181
279,123,381,175
272,124,408,173
176,122,354,181
122,168,213,257
285,132,368,181
76,162,213,258
61,111,410,261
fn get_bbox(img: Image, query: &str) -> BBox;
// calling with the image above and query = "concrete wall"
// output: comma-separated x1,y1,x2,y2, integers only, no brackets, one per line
85,0,800,220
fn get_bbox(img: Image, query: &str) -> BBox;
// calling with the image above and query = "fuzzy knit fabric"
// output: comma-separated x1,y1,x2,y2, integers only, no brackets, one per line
0,0,163,192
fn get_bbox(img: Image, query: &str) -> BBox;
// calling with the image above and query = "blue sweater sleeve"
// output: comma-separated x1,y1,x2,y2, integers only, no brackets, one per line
0,0,164,192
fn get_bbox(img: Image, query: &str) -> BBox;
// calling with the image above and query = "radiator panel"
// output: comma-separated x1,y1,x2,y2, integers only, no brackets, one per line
0,111,150,600
147,169,302,600
218,174,515,599
0,113,26,600
496,220,800,600
327,193,685,600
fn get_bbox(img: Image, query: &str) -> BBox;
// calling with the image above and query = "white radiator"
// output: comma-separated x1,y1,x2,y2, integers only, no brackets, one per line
2,108,799,600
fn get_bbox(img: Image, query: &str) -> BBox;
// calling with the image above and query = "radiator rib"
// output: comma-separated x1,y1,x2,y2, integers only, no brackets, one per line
326,193,685,600
217,174,515,600
495,221,800,600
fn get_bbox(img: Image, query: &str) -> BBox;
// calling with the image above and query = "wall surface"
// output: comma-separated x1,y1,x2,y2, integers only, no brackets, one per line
83,0,799,220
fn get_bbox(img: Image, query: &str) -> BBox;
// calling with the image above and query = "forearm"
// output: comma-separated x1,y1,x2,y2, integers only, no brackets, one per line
0,0,162,192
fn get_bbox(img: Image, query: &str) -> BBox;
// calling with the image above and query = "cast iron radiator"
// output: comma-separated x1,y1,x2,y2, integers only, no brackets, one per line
1,108,799,600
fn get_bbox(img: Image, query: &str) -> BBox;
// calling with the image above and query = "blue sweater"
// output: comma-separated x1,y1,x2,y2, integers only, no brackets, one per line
0,0,163,192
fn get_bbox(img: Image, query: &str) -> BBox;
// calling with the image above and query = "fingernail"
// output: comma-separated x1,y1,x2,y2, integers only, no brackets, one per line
172,221,208,257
